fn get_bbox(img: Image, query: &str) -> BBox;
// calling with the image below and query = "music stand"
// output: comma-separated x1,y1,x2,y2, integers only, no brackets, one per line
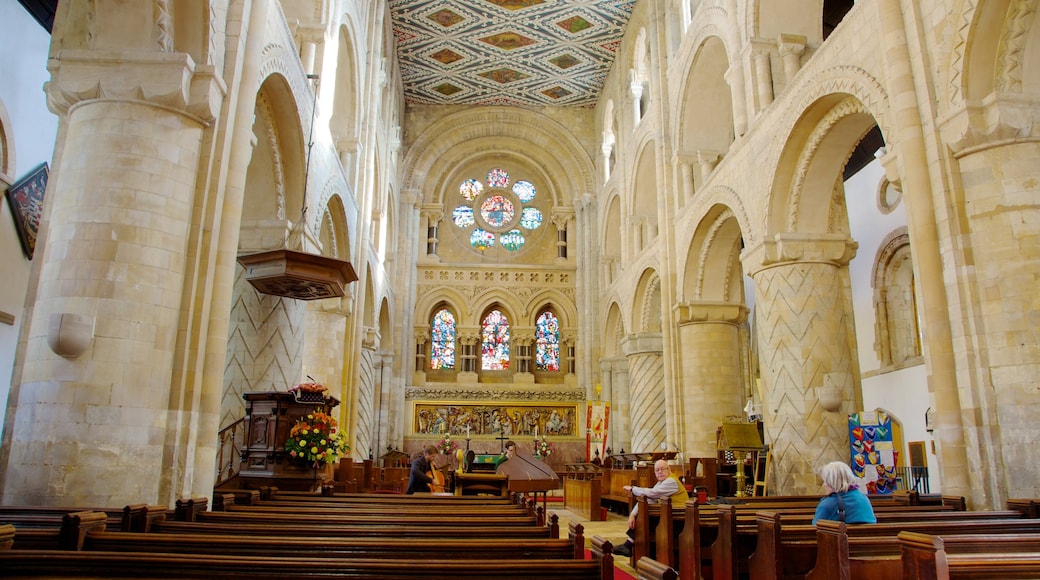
719,422,763,498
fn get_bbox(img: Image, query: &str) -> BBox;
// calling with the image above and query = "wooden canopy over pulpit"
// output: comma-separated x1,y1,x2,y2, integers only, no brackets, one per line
238,391,341,491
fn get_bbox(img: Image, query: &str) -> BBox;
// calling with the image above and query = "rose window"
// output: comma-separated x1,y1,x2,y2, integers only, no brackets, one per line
452,168,543,252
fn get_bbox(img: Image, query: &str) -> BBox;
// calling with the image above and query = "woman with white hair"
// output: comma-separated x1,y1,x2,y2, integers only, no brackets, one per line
811,461,877,524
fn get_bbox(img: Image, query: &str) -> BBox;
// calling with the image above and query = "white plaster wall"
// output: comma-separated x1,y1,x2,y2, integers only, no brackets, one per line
845,160,940,492
0,4,58,438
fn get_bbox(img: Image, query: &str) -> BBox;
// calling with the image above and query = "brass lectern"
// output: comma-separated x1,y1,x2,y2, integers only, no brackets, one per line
718,422,763,498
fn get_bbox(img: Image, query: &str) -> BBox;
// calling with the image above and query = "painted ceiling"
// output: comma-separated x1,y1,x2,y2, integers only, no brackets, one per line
389,0,636,107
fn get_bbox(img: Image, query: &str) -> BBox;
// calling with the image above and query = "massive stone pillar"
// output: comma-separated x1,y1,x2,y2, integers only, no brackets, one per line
1,47,222,505
622,333,666,453
675,302,748,458
743,235,859,494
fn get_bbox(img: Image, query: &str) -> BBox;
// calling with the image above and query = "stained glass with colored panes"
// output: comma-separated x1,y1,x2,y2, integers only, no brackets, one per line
535,310,560,371
431,309,456,369
481,310,510,370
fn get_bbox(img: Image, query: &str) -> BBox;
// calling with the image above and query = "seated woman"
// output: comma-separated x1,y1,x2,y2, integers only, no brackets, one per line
812,461,877,524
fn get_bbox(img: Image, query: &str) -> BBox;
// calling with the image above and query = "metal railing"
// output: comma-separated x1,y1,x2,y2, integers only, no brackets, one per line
894,466,930,493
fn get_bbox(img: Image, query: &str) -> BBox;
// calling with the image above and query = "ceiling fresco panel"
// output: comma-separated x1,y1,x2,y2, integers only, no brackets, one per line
389,0,636,107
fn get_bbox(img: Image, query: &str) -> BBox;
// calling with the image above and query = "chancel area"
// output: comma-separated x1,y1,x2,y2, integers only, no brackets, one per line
1,0,1039,544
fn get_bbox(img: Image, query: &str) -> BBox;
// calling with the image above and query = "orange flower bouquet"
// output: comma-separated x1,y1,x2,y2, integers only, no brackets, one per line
285,408,350,465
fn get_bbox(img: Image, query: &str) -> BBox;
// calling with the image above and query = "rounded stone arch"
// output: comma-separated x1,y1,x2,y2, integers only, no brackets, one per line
362,263,376,329
317,193,351,260
170,1,213,66
241,72,305,230
331,19,362,148
377,296,393,352
680,204,747,303
764,69,891,239
602,301,627,358
629,137,660,246
471,293,521,330
525,289,578,329
746,0,825,44
0,97,13,176
674,33,736,185
631,268,663,333
415,288,472,329
400,107,595,207
601,189,623,261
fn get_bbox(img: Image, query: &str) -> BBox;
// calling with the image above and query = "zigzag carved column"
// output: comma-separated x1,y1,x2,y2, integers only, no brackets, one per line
675,302,748,458
743,234,859,494
354,327,377,459
621,333,666,453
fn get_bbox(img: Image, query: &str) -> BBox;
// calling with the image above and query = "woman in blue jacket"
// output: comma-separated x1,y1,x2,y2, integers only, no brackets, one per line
812,461,877,524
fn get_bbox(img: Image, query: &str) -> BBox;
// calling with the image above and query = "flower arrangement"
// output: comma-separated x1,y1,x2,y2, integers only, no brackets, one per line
289,381,329,404
438,434,459,455
285,408,350,465
535,437,555,458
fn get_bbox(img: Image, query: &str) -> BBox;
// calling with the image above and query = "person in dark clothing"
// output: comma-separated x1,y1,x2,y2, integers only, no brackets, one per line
405,445,439,494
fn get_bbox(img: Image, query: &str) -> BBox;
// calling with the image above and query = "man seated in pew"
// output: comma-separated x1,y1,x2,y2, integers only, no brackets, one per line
406,445,439,494
614,459,689,556
812,461,877,525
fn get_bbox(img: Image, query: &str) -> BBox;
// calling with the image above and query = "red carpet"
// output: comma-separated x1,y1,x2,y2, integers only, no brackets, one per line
584,549,636,580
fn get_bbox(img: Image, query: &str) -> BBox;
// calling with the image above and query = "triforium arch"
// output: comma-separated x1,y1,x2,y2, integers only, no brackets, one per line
601,301,631,452
674,33,735,196
675,204,750,457
745,88,879,494
624,268,667,453
629,138,660,254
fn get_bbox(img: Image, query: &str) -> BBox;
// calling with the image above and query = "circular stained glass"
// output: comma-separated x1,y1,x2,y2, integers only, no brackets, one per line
452,205,474,228
501,229,525,251
486,168,509,188
480,195,515,228
460,178,483,201
470,228,495,251
520,207,542,230
512,180,536,202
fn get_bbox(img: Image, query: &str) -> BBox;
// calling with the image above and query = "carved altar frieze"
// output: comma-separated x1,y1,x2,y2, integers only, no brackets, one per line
406,386,584,402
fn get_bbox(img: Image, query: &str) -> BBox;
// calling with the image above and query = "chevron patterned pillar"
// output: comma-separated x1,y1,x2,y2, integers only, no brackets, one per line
621,333,666,454
744,235,859,495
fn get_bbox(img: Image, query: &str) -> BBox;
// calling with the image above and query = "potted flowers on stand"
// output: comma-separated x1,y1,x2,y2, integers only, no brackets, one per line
285,408,350,482
535,436,555,459
439,433,459,455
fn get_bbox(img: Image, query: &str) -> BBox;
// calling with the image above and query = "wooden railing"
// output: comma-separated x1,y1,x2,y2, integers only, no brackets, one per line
215,417,245,488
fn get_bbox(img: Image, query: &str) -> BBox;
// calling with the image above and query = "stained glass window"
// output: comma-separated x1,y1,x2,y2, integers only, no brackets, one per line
470,228,495,251
500,229,525,251
481,309,510,370
460,178,483,201
480,195,514,228
513,180,536,202
520,207,542,230
487,168,509,188
431,309,456,370
452,205,475,227
535,310,560,371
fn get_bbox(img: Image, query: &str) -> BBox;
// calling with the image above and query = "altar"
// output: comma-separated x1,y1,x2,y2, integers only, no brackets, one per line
237,391,341,491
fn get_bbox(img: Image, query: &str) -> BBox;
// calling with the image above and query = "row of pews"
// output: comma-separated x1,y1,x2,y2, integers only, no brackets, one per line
603,493,1040,580
0,488,616,579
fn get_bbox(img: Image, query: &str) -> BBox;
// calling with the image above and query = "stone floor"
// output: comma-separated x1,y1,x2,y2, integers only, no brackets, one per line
549,505,637,577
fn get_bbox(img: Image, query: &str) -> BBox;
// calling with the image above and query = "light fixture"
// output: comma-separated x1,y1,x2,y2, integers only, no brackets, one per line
236,74,357,300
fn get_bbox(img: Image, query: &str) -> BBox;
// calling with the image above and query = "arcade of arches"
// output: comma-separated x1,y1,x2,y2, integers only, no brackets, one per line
0,0,1038,511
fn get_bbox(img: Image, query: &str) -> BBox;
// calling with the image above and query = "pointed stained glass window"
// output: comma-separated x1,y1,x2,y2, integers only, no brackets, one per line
452,205,475,227
470,228,495,251
535,310,560,371
501,229,525,251
481,309,510,370
431,309,456,369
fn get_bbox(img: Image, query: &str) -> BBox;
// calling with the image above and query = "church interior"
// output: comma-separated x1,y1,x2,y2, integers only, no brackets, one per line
1,0,1038,519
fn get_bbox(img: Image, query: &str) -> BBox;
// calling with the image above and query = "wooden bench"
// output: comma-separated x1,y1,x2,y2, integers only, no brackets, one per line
801,521,1040,579
564,464,604,521
600,467,639,514
152,518,561,539
745,509,1040,580
899,530,1040,580
0,551,615,579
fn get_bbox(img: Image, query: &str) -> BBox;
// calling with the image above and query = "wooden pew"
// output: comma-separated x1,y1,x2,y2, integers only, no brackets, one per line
151,517,561,540
0,551,614,579
600,466,639,513
746,510,1040,580
564,464,605,521
899,530,1040,580
190,509,539,527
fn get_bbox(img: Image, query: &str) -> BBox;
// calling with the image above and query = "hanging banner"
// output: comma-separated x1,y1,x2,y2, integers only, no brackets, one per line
586,401,610,461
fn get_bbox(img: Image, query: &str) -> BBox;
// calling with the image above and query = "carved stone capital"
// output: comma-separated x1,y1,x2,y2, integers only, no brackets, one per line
550,207,574,230
674,302,749,326
620,333,663,356
939,93,1040,158
45,50,226,124
741,233,858,275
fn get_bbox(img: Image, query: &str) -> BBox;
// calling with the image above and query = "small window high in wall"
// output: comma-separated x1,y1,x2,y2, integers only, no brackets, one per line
823,0,855,41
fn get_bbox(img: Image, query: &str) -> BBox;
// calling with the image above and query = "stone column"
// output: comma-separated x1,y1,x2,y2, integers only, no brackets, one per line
353,327,378,458
723,65,748,137
777,34,807,88
678,157,695,204
2,47,223,505
551,209,574,264
304,299,349,406
749,39,774,111
622,333,666,453
742,234,859,494
419,205,442,260
612,358,633,452
674,302,749,458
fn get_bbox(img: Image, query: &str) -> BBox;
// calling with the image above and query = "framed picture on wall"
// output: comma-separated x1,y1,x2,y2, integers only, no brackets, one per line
4,162,49,260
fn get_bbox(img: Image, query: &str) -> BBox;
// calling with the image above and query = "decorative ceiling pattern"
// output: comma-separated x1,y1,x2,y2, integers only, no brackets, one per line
389,0,636,107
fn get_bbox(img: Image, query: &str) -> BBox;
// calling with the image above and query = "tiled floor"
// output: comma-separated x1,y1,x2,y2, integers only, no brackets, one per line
550,506,638,577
